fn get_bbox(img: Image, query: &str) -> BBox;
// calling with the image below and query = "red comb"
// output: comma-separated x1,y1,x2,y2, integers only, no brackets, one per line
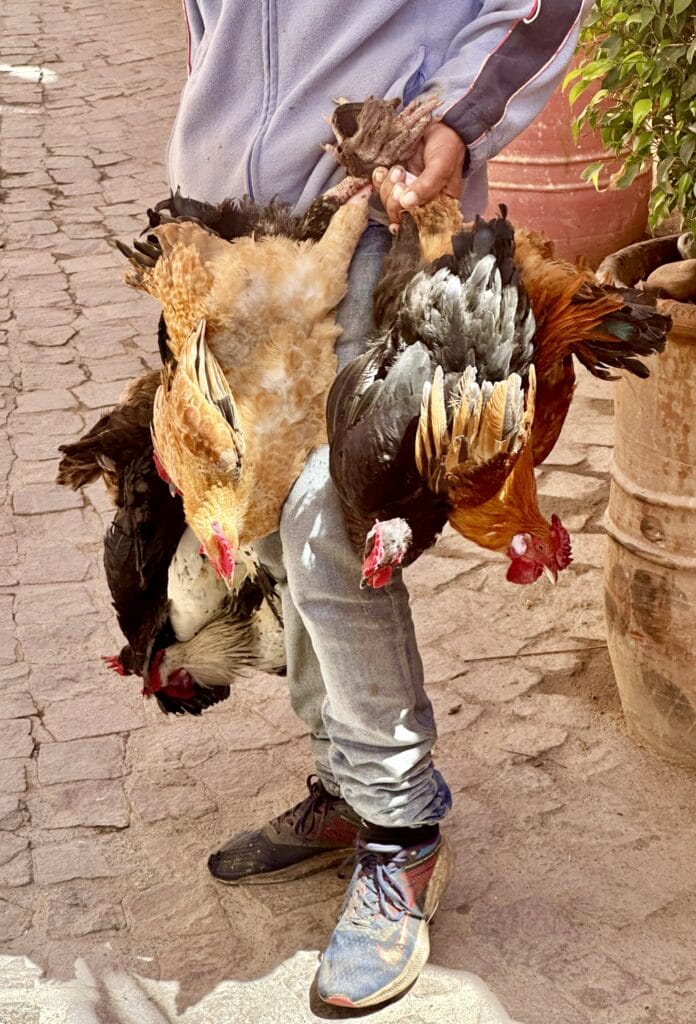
551,514,573,569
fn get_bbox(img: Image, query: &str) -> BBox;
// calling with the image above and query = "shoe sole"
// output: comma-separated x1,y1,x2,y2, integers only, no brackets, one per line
211,846,354,886
319,836,455,1009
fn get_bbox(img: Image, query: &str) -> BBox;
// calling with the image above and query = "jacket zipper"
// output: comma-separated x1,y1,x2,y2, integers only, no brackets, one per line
246,0,278,199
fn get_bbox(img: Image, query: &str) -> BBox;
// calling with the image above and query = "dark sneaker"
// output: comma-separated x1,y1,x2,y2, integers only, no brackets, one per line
207,775,360,885
317,832,453,1008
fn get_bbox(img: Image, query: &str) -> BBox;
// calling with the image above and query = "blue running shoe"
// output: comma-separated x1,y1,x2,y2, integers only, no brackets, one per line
317,832,453,1007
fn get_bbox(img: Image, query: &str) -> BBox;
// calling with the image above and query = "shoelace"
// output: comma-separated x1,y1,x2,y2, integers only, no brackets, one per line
271,775,332,839
343,842,424,926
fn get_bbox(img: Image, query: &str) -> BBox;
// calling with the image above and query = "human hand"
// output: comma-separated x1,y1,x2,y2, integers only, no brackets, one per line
372,122,466,230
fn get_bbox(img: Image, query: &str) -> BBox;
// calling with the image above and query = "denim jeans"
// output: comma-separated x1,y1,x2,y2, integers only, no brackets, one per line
254,223,452,828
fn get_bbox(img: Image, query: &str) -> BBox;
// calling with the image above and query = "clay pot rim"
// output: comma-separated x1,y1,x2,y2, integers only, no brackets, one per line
596,235,696,342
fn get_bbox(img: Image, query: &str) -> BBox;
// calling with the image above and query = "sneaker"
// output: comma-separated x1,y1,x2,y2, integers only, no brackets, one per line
207,775,360,885
317,832,453,1008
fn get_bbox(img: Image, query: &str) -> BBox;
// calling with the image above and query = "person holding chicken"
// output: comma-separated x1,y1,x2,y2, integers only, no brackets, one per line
169,0,591,1008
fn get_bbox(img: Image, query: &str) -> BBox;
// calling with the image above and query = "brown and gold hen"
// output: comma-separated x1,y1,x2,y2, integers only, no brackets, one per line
118,193,371,584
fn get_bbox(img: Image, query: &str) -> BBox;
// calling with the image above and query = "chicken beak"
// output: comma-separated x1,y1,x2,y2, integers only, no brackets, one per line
543,564,558,587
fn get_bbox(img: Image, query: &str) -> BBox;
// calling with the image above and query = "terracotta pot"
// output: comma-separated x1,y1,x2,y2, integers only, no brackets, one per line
597,237,696,766
487,75,650,267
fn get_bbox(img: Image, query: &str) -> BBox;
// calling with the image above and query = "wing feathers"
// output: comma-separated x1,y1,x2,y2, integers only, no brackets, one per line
417,364,535,505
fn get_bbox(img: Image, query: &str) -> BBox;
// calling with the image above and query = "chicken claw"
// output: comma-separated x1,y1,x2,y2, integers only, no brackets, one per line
323,93,442,178
323,176,374,205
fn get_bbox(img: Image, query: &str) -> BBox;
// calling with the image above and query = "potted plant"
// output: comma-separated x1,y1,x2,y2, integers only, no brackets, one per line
568,0,696,766
486,55,652,267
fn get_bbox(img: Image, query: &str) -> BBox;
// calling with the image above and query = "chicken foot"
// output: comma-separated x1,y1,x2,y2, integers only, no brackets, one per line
323,93,441,178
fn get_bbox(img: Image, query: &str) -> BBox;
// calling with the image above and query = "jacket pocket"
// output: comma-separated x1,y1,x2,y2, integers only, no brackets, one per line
403,46,427,104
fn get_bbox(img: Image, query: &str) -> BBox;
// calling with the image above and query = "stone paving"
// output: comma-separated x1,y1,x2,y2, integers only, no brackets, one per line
1,2,696,1023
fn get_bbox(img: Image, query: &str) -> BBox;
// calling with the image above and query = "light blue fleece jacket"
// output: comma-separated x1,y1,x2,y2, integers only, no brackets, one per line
168,0,591,220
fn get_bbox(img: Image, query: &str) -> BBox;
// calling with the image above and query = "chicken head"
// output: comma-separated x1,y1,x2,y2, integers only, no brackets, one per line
361,518,414,589
506,513,572,585
190,507,240,589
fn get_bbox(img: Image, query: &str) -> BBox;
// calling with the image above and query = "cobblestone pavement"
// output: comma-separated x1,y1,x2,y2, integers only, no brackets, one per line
2,2,696,1023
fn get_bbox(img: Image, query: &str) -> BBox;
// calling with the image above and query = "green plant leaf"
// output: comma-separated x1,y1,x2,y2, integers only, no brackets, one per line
562,66,582,89
603,34,623,59
573,2,696,231
658,87,673,112
601,66,622,90
682,74,696,101
632,98,653,129
588,88,609,109
655,156,675,185
580,160,607,192
677,172,691,199
680,137,696,166
568,79,592,106
610,160,645,191
633,131,653,155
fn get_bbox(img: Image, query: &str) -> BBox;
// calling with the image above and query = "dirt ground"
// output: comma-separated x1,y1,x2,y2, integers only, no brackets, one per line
1,1,696,1022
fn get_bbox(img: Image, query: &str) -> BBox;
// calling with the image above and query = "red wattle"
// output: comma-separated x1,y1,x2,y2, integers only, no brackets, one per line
366,565,394,589
152,451,170,484
506,558,544,585
163,668,196,699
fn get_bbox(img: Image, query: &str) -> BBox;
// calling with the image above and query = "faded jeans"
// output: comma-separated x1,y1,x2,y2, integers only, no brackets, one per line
254,223,452,828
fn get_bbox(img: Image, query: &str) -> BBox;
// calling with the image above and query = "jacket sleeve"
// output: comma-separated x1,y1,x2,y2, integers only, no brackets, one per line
423,0,593,176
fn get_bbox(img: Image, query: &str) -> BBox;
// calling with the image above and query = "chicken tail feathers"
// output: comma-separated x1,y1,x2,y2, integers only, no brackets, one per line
147,189,255,240
571,286,671,381
373,212,422,330
57,430,116,491
57,369,160,493
147,188,308,243
451,204,518,288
